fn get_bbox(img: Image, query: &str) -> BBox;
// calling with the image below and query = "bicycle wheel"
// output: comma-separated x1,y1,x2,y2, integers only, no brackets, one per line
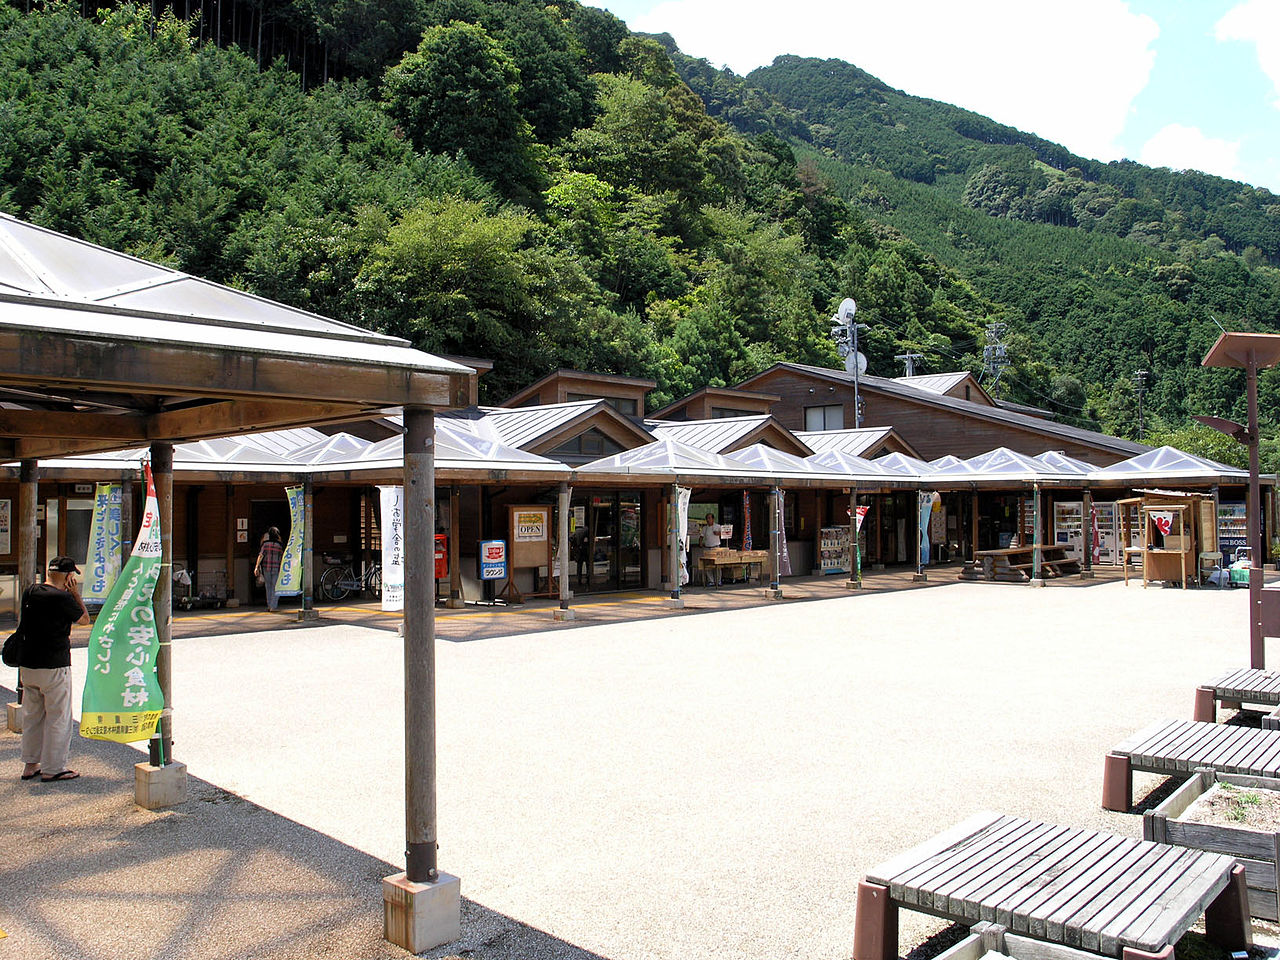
367,565,381,600
321,565,351,602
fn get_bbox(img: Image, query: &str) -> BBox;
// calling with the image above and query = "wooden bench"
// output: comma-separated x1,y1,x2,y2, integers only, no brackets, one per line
1104,718,1280,811
1193,668,1280,722
853,811,1250,960
962,546,1082,583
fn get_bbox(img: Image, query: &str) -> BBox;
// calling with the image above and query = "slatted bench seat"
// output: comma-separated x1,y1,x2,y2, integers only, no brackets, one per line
853,812,1249,960
1193,668,1280,723
1103,718,1280,811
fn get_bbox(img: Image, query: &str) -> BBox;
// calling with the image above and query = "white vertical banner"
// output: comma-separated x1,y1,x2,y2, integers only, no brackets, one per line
676,486,691,586
379,485,405,612
777,490,792,577
84,482,123,603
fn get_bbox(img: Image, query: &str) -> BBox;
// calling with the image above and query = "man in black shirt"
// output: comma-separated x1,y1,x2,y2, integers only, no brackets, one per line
20,556,89,783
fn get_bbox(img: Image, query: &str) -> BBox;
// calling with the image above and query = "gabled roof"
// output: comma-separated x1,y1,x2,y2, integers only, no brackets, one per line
500,368,656,407
439,400,654,452
1036,450,1097,475
796,426,919,458
730,443,819,474
647,415,811,456
894,372,994,406
364,419,564,472
648,385,780,420
875,452,938,475
743,362,1147,459
1095,445,1248,481
806,449,913,480
577,438,756,476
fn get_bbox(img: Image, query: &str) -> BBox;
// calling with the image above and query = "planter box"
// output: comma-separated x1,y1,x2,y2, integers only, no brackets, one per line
1144,767,1280,920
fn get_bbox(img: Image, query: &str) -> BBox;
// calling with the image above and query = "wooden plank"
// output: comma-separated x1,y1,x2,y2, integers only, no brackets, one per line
1165,821,1280,861
1034,840,1161,945
866,811,1007,887
1166,723,1238,772
1003,930,1118,960
946,824,1080,920
1057,843,1186,950
917,821,1055,913
1152,769,1214,821
1187,725,1256,771
1013,833,1131,935
886,816,1027,903
1114,719,1185,763
931,933,986,960
989,831,1121,929
1113,852,1232,953
1085,846,1211,954
1133,721,1217,771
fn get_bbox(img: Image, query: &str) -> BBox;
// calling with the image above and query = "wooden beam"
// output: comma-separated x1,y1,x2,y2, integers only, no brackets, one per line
147,398,367,441
0,409,148,440
2,331,472,408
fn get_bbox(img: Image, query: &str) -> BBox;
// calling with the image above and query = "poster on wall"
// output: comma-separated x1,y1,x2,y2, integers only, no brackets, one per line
514,509,547,542
84,482,123,604
379,485,405,611
0,498,10,555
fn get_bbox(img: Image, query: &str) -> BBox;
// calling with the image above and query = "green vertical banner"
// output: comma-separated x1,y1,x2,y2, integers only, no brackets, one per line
83,482,123,604
275,485,305,597
80,463,164,743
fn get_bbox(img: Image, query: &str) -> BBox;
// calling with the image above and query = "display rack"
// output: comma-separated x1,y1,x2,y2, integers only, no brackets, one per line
819,525,850,575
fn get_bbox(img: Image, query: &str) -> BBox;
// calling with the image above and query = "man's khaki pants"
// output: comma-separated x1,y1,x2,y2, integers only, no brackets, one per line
20,666,73,775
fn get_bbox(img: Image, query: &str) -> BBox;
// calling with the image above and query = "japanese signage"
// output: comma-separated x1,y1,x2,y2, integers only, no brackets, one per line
275,485,305,597
84,483,123,603
854,505,869,531
379,485,405,611
514,510,547,543
0,498,9,555
479,539,508,580
80,463,164,744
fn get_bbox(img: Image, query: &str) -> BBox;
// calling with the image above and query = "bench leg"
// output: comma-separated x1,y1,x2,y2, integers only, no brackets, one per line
1102,753,1132,812
1193,686,1216,723
1121,945,1174,960
853,880,898,960
1204,863,1252,951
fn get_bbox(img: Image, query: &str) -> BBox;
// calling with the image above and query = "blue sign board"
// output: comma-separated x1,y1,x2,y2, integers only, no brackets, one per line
479,539,508,581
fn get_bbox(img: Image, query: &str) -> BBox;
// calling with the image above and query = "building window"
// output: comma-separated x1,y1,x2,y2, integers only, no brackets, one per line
712,407,757,419
548,428,626,463
567,393,638,416
804,404,843,431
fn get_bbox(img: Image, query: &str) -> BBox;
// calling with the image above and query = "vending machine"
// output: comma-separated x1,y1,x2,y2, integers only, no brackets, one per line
1093,501,1119,565
1052,501,1083,560
1218,502,1248,563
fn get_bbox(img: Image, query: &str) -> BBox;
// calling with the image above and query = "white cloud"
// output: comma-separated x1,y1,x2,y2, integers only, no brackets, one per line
628,0,1158,163
1136,123,1246,181
1216,0,1280,109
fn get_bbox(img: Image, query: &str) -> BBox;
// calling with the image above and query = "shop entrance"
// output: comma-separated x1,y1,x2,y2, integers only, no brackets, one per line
570,491,642,592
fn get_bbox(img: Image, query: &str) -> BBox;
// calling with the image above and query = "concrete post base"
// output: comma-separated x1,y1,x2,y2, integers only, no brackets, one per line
845,580,862,590
1079,570,1096,579
765,588,784,601
296,608,320,622
663,597,685,610
135,761,188,810
912,573,928,583
1029,578,1046,588
872,563,885,571
383,871,461,954
553,607,577,621
445,598,465,609
7,700,21,733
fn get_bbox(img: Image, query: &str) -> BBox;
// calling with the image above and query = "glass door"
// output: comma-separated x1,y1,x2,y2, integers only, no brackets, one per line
588,494,618,591
619,496,642,588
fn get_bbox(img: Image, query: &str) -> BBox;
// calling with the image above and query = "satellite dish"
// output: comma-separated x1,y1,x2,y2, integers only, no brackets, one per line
844,351,868,375
839,297,858,321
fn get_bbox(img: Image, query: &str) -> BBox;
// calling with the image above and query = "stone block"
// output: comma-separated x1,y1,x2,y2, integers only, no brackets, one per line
134,761,188,810
383,871,461,954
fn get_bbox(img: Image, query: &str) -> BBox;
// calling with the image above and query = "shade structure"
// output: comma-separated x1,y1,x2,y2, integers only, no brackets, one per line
874,452,938,475
648,416,795,455
1093,445,1247,483
578,438,760,477
731,443,819,473
806,448,913,482
796,426,899,457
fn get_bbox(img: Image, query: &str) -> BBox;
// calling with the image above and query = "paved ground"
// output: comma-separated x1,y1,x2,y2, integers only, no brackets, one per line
0,570,1268,960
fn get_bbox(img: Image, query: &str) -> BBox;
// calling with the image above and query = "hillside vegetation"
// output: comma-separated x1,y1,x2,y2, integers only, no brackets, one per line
2,1,1278,465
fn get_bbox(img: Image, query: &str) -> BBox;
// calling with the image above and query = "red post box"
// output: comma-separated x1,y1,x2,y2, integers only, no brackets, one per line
434,534,448,579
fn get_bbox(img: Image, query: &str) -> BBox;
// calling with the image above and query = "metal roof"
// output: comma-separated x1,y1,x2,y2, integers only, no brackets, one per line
730,443,819,474
805,449,911,480
894,372,972,395
578,439,763,476
1094,445,1248,481
795,427,897,457
875,452,938,475
647,416,778,454
439,400,618,450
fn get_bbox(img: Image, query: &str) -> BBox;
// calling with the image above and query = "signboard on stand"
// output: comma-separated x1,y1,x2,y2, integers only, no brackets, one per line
507,504,555,600
479,540,508,581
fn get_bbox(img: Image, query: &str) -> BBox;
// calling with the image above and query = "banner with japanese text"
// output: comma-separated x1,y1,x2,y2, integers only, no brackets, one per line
80,464,164,743
84,482,123,604
676,486,691,586
379,485,405,611
275,485,305,597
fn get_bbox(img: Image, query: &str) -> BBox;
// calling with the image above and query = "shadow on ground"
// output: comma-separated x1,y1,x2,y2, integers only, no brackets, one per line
0,690,608,960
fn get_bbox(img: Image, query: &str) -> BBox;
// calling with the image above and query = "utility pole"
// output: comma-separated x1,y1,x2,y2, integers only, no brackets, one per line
895,352,924,377
982,322,1009,400
831,298,870,427
1133,370,1148,440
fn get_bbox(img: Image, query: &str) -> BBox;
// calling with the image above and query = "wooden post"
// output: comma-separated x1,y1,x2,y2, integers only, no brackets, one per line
150,442,174,765
669,483,682,604
768,486,782,598
1031,482,1043,585
812,492,824,575
447,486,463,608
402,406,438,883
970,489,979,558
1247,348,1265,669
847,488,861,589
224,484,235,602
18,459,37,594
299,475,316,620
556,482,574,619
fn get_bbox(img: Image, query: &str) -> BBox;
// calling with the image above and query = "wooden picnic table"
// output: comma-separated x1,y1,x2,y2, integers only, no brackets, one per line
961,545,1080,583
697,550,768,586
853,811,1250,960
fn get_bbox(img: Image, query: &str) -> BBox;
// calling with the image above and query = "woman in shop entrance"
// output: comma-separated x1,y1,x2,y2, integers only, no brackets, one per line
254,527,284,611
701,512,723,586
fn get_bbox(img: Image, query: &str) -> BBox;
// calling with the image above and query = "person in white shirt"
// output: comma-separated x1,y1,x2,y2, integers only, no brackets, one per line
701,512,723,585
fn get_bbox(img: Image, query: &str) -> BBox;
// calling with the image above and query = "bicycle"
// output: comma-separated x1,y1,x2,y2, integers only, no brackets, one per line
319,554,382,602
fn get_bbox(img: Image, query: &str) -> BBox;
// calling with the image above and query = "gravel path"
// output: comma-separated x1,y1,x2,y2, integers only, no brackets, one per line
0,577,1257,959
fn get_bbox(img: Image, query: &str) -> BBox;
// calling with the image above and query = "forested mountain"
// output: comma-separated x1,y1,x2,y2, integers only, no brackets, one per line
2,1,1278,465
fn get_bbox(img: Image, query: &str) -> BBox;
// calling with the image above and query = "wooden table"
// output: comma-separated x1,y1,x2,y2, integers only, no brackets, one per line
963,546,1080,582
697,551,767,586
853,811,1250,960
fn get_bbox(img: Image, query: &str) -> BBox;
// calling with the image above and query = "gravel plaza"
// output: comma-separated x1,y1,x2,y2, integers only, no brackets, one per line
0,573,1267,960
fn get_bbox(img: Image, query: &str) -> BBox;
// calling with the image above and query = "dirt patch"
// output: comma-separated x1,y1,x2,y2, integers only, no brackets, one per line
1182,781,1280,831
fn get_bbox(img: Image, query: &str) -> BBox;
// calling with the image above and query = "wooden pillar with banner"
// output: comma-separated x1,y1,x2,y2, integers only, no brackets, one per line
847,487,862,590
299,475,317,620
1081,487,1095,579
18,458,37,595
447,486,463,608
555,482,575,620
767,486,783,600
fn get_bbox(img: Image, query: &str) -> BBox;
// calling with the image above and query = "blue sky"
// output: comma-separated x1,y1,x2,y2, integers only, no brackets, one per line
589,0,1280,193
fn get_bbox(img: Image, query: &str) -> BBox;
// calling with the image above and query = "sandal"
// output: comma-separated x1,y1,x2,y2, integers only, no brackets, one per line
21,769,40,781
40,770,80,782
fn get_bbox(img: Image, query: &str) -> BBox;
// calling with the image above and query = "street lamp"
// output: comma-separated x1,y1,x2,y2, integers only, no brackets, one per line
831,297,870,427
1200,332,1280,669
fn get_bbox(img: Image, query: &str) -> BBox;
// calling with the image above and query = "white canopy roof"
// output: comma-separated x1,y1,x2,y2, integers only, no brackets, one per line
1093,445,1248,482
